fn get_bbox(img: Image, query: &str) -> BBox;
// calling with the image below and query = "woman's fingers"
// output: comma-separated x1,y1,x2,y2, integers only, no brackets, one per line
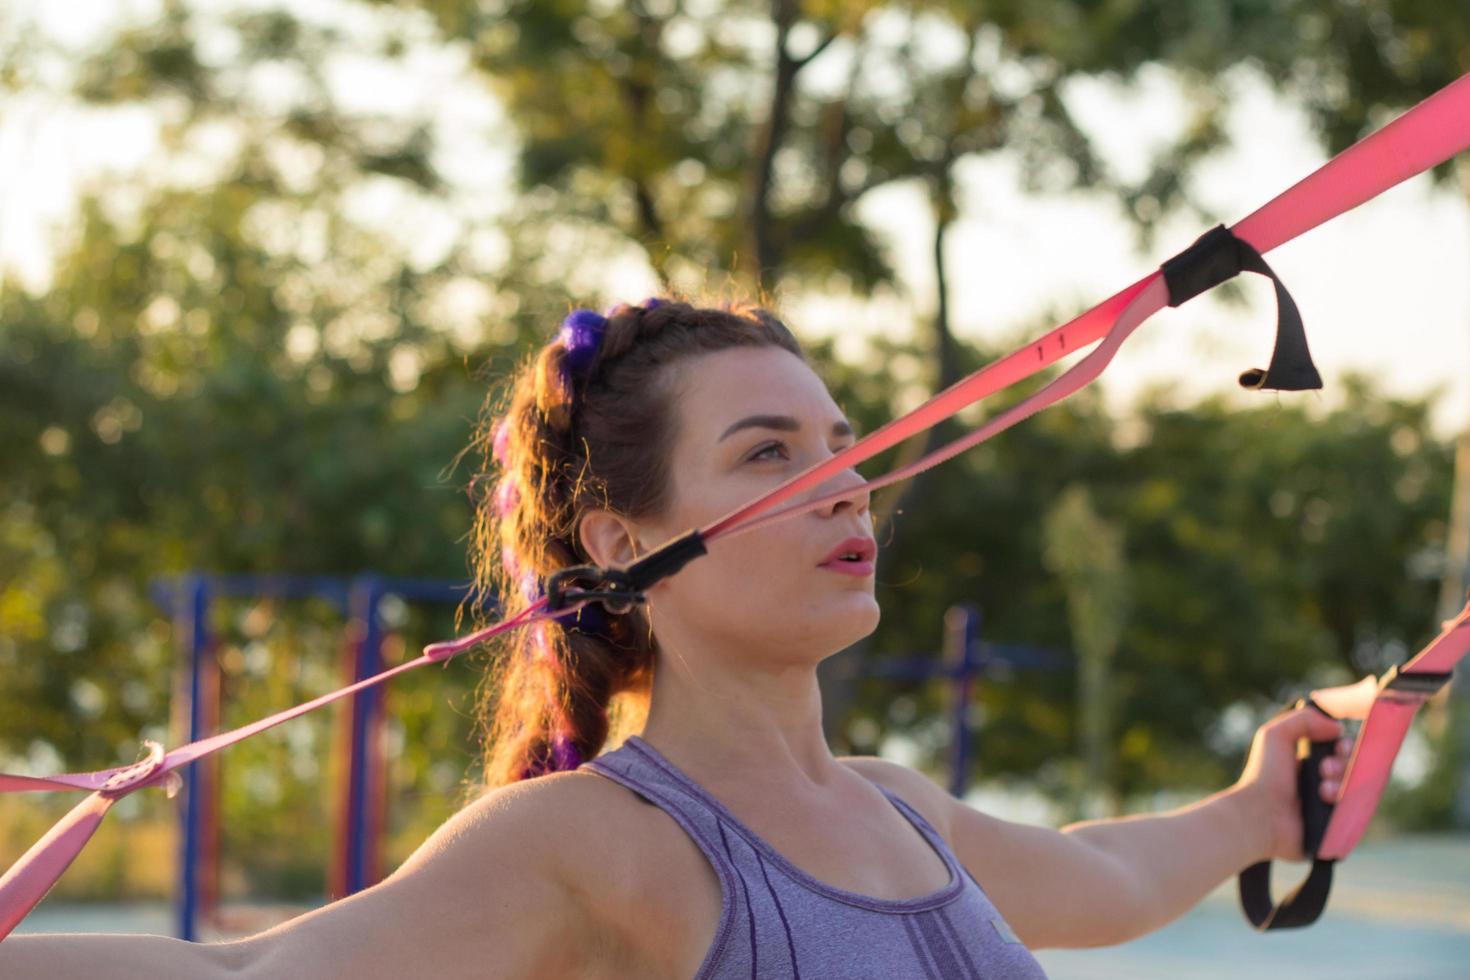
1318,736,1355,802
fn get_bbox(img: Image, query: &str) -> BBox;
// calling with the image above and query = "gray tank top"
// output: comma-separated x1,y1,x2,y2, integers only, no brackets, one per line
583,735,1050,979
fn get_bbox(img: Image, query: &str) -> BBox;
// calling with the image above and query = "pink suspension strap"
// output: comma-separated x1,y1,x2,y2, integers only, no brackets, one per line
4,71,1470,943
0,601,550,940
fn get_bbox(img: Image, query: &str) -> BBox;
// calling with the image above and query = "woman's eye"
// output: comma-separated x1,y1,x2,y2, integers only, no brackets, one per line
749,440,857,462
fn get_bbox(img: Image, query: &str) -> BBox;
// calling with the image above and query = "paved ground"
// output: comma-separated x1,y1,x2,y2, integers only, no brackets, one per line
1035,835,1470,979
17,834,1470,977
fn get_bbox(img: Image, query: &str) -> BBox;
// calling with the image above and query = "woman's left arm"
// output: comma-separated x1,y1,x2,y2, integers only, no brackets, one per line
846,703,1350,949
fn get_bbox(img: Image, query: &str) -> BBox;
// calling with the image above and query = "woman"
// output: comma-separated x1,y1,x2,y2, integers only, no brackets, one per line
2,296,1351,978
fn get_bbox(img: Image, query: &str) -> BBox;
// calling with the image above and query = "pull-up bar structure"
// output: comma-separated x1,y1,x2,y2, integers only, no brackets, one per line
149,574,478,942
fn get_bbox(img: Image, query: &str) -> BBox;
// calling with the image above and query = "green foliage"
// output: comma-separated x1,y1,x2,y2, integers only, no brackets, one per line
3,0,1468,906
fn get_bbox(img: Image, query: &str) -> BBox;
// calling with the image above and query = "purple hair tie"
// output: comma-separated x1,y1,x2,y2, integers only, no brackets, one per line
558,308,608,388
550,732,583,770
500,544,522,580
559,300,664,393
559,600,611,637
518,569,541,603
520,731,583,779
515,569,615,639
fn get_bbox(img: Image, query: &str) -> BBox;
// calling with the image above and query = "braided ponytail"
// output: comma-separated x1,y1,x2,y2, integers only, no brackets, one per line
464,295,804,789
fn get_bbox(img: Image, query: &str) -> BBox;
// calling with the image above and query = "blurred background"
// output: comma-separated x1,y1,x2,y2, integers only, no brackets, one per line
2,0,1468,974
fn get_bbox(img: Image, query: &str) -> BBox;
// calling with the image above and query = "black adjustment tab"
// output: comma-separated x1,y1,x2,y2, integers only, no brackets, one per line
544,565,642,613
1380,664,1454,698
1161,224,1243,306
624,530,708,591
1160,224,1324,393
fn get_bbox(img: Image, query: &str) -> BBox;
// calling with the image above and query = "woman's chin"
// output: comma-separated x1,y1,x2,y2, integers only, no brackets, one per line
816,592,881,642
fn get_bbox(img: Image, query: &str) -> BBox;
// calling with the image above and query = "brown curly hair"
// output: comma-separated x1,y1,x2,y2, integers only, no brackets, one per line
461,294,804,790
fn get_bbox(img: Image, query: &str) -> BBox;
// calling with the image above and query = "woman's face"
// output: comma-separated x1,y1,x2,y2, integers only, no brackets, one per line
629,345,879,664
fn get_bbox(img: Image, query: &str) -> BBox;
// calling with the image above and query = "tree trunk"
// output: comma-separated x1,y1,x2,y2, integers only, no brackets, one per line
742,0,802,293
872,166,964,534
1436,157,1470,828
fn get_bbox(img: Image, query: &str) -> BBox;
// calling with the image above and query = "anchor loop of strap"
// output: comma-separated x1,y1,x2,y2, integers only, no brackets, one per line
1160,224,1324,392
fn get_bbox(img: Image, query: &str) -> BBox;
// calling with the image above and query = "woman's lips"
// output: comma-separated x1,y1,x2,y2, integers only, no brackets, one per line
819,558,874,577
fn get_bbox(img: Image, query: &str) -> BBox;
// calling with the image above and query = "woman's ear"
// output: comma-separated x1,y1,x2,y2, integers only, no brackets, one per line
577,509,642,568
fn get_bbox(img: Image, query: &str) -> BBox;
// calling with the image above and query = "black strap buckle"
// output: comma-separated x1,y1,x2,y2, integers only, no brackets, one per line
544,529,708,614
544,565,644,614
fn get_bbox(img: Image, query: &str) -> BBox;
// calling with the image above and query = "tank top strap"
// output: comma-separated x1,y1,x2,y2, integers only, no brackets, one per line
581,739,745,976
869,784,953,860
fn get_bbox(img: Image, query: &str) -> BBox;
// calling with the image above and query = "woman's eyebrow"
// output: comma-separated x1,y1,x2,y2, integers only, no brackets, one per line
717,414,855,442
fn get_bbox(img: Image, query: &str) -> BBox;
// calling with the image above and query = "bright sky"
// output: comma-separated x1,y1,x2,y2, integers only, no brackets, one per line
4,1,1469,435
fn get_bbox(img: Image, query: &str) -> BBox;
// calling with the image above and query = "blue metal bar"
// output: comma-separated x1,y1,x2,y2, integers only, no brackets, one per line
148,575,499,618
946,606,982,798
981,642,1066,670
345,578,383,895
372,578,479,604
855,607,1067,798
175,575,210,942
866,645,1065,679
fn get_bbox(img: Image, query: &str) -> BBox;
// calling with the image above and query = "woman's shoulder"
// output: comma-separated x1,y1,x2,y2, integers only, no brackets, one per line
466,766,718,976
453,767,655,889
462,766,709,902
402,769,668,971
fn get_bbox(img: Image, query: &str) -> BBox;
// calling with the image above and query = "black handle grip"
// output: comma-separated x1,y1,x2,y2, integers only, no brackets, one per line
1237,695,1340,930
1295,702,1337,859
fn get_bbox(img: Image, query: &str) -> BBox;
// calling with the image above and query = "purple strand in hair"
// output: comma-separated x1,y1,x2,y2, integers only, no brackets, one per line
500,544,521,580
492,417,511,466
518,570,541,603
518,732,583,779
494,479,519,517
529,621,554,662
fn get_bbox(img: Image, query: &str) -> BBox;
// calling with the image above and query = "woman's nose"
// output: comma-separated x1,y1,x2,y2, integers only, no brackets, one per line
822,467,871,516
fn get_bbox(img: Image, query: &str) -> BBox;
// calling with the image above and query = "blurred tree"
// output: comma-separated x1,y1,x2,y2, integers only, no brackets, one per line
1043,483,1129,820
0,0,497,896
399,0,1271,523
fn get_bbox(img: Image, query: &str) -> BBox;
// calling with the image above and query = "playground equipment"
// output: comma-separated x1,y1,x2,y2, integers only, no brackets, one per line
150,573,477,941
